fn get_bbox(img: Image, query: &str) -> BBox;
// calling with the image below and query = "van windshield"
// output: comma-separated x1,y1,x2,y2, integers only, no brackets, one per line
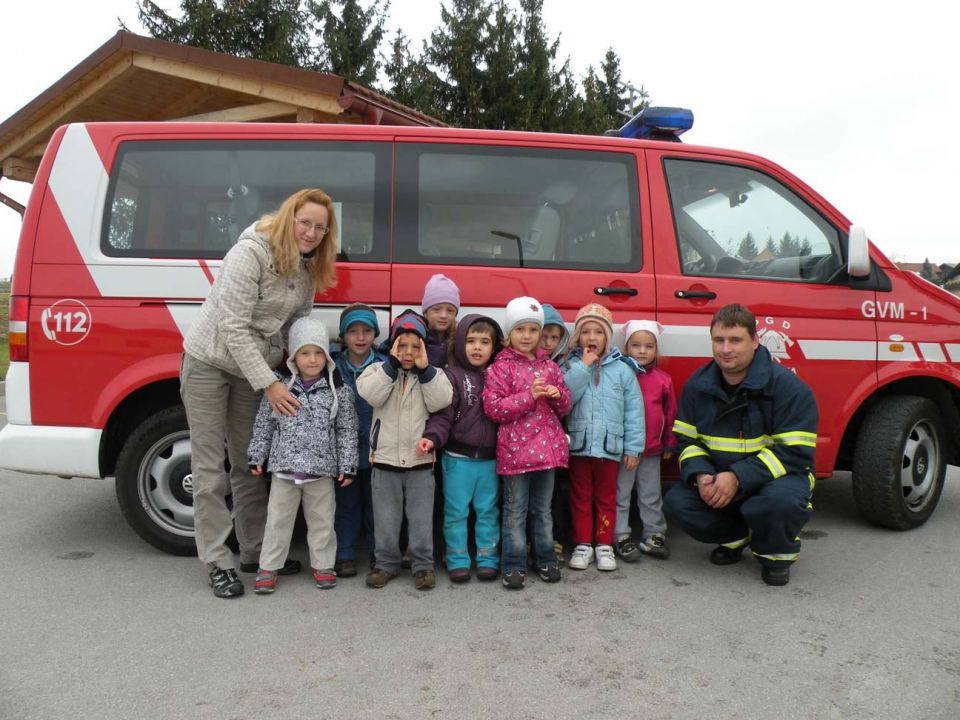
664,158,845,284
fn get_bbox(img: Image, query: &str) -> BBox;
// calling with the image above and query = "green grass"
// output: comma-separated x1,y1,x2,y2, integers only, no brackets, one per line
0,282,9,380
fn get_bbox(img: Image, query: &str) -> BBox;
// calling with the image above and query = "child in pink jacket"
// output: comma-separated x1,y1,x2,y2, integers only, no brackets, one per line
615,320,677,561
483,296,571,590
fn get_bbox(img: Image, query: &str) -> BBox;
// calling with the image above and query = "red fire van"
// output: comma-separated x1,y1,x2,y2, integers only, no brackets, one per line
4,109,959,554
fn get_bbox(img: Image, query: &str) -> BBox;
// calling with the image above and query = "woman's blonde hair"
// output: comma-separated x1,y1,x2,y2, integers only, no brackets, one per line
256,188,339,292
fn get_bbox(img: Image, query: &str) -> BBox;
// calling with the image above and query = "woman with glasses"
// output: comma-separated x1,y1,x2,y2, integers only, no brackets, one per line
181,188,339,598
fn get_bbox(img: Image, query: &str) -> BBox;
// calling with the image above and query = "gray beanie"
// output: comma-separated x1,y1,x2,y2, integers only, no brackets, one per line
286,316,338,417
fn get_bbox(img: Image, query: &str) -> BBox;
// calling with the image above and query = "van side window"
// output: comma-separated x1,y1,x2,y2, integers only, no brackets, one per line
102,141,391,261
664,159,845,284
394,144,641,271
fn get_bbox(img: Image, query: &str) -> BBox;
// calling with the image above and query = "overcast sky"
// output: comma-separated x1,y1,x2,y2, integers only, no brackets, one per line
1,0,957,278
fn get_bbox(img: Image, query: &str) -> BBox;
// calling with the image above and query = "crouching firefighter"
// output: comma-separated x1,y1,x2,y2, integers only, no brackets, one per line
663,304,818,586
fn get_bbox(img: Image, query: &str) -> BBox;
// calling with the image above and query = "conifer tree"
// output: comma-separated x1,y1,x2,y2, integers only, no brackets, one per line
309,0,388,86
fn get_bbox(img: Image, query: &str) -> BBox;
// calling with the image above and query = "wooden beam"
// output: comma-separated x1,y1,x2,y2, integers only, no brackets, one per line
296,108,317,123
132,54,344,117
0,55,134,163
172,101,298,123
2,157,40,183
151,85,214,120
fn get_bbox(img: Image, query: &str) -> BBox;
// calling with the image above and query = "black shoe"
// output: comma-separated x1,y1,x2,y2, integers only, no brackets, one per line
334,559,357,578
240,558,301,575
761,565,790,586
209,567,244,598
502,570,526,590
536,563,561,583
709,545,744,566
615,537,642,563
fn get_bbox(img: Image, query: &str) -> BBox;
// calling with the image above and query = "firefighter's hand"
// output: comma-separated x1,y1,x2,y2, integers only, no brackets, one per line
703,471,739,508
265,381,301,416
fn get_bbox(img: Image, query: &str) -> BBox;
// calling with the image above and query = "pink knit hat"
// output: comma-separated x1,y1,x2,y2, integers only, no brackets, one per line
421,273,461,313
571,303,614,354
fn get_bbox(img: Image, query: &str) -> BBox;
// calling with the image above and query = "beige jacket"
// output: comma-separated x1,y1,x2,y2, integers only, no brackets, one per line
356,361,453,469
183,224,314,390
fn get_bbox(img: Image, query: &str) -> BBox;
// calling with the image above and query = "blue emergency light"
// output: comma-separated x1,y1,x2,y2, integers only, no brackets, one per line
617,106,694,141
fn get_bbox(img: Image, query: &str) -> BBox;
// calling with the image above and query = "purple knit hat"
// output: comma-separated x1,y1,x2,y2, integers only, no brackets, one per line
421,274,461,312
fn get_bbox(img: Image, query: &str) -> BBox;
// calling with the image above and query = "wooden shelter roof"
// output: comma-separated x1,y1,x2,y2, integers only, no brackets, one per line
0,31,445,184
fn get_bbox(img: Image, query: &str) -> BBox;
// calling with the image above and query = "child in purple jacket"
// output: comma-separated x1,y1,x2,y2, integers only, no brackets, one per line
483,296,571,590
422,314,504,583
615,320,677,561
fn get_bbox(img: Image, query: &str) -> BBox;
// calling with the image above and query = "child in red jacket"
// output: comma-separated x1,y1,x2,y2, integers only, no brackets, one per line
615,320,677,561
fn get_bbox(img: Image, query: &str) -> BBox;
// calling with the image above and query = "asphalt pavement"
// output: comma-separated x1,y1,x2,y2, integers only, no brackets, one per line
1,398,959,719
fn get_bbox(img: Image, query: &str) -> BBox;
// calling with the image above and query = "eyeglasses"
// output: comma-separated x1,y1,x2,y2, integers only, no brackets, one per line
294,217,329,235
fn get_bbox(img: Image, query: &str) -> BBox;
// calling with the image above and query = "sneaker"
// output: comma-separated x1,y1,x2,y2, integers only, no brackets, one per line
334,559,357,578
240,558,301,575
568,544,595,570
554,541,566,567
709,545,745,566
615,536,641,563
448,567,471,583
313,568,337,589
761,565,790,586
253,569,277,595
639,533,671,560
596,545,617,571
476,567,499,582
365,568,396,588
536,563,561,583
502,569,526,589
414,569,436,590
209,567,244,598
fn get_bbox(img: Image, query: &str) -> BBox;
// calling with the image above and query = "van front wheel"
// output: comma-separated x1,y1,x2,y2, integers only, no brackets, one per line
852,396,946,530
115,406,197,556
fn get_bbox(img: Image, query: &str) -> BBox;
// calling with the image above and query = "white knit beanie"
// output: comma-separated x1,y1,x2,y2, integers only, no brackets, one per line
504,296,545,336
621,319,665,350
286,316,338,417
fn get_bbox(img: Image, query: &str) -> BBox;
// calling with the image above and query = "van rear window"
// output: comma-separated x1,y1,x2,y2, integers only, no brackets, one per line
102,140,391,261
394,143,641,271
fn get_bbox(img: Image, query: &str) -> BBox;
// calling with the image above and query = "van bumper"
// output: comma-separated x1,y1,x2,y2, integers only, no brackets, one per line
0,424,102,478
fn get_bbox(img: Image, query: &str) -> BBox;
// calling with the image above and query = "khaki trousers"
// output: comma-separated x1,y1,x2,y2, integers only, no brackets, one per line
180,354,268,569
260,476,337,571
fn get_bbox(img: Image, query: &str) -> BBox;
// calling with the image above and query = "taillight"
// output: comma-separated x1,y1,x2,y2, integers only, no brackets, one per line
9,295,28,362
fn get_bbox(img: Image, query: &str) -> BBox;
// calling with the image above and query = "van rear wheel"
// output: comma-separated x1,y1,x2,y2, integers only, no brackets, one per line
851,396,946,530
115,406,197,556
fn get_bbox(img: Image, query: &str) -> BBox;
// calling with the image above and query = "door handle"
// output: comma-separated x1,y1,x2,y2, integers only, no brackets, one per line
675,289,717,300
594,286,638,296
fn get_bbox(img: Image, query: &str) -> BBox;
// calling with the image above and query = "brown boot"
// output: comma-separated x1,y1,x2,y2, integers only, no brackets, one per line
414,569,436,590
365,568,396,588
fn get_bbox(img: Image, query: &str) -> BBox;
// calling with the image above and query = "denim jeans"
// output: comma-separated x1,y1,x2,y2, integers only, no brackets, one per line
442,454,500,571
334,467,375,561
501,469,555,573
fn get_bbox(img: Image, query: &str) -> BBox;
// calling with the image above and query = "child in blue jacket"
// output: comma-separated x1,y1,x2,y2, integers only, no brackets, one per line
562,303,644,573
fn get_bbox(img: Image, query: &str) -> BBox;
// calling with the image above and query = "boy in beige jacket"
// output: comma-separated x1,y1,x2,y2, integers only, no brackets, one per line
356,310,453,590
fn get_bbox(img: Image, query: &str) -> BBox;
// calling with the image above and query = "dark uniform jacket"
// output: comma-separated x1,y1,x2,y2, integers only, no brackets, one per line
672,345,818,495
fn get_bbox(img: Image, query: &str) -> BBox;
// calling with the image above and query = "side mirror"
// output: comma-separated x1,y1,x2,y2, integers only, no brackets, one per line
847,225,871,278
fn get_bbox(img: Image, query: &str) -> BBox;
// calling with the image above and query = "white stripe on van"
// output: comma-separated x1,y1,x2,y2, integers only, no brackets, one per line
946,344,960,362
48,125,110,272
798,339,876,361
917,343,947,362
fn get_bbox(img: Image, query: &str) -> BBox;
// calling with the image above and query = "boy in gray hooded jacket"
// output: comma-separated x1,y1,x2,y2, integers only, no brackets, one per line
248,317,358,593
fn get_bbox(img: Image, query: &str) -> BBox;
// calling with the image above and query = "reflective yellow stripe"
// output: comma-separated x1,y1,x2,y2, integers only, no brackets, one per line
722,535,751,549
771,430,818,448
757,448,786,478
679,446,710,465
674,420,697,438
752,551,798,562
808,472,816,493
699,434,769,453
